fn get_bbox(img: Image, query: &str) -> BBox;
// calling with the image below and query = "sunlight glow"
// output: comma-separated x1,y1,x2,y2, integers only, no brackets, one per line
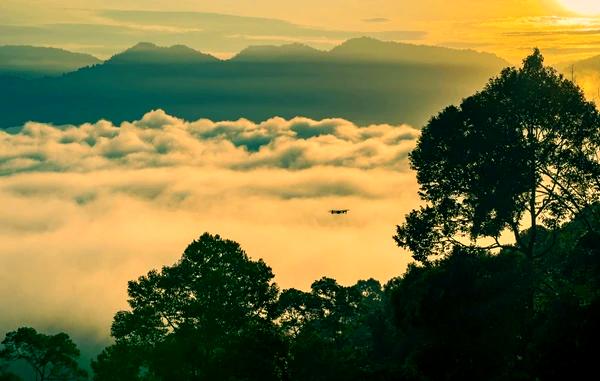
558,0,600,15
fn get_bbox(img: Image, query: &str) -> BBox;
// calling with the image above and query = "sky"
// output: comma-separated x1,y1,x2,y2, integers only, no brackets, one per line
1,0,600,63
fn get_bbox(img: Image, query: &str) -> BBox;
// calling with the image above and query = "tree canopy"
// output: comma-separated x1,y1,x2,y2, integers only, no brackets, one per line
395,49,600,263
0,327,85,381
277,277,398,381
92,233,285,381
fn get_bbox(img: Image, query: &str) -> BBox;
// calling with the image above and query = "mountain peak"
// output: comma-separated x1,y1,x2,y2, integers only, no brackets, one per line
233,43,324,61
0,45,100,78
330,37,508,67
109,42,219,65
339,36,381,45
128,42,159,51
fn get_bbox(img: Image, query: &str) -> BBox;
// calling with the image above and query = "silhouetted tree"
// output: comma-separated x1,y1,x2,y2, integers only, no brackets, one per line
388,248,530,380
91,343,148,381
395,49,600,264
524,207,600,380
93,233,285,381
278,278,400,381
0,327,86,381
390,205,600,380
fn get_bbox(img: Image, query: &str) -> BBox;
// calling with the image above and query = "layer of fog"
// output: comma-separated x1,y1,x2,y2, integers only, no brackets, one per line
0,111,420,358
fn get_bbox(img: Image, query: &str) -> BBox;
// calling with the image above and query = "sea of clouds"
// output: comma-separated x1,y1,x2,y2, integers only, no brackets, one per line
0,110,421,355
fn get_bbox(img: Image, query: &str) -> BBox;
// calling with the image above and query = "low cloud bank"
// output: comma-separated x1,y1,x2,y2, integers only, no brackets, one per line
0,111,420,361
1,109,419,174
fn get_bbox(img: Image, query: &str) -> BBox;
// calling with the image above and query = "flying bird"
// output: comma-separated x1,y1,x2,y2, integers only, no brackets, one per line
329,209,349,215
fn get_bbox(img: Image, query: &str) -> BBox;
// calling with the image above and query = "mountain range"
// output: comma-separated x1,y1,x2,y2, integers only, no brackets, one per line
0,38,511,128
0,45,100,78
558,55,600,103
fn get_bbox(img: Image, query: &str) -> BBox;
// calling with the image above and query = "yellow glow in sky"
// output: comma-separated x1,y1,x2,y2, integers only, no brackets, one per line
1,0,594,64
558,0,600,15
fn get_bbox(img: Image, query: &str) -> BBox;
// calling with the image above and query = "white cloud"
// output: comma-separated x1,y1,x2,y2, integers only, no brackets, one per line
0,110,419,174
0,110,421,358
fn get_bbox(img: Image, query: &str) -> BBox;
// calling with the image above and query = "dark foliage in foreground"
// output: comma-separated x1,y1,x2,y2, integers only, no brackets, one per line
395,49,600,264
0,328,86,381
73,223,599,381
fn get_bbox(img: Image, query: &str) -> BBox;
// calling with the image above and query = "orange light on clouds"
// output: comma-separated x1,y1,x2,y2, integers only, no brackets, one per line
557,0,600,15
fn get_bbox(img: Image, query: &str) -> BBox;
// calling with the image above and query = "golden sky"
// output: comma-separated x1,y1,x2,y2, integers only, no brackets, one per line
2,0,600,63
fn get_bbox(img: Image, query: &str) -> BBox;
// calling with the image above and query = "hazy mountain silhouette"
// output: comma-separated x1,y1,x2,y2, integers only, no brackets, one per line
0,45,100,78
232,43,325,62
0,11,427,59
329,37,505,66
107,42,220,65
0,38,509,128
568,54,600,72
560,54,600,101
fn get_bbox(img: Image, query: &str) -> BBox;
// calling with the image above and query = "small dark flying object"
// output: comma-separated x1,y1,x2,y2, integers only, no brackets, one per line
329,209,349,215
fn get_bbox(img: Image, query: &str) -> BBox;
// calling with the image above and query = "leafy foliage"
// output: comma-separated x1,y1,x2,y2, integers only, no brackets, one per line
277,278,400,380
93,233,285,381
395,49,600,263
0,327,86,381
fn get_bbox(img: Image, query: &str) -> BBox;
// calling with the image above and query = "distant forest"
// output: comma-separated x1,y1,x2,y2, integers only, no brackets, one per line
2,50,599,381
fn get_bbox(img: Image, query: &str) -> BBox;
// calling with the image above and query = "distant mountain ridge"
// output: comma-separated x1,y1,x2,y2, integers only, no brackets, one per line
232,43,325,62
559,55,600,102
0,38,509,128
329,37,505,66
103,37,508,66
569,54,600,71
0,45,100,78
231,37,507,66
107,42,220,65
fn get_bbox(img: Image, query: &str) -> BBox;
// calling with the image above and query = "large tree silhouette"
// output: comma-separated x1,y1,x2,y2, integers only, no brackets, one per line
92,233,285,381
395,49,600,264
0,327,86,381
277,278,399,381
